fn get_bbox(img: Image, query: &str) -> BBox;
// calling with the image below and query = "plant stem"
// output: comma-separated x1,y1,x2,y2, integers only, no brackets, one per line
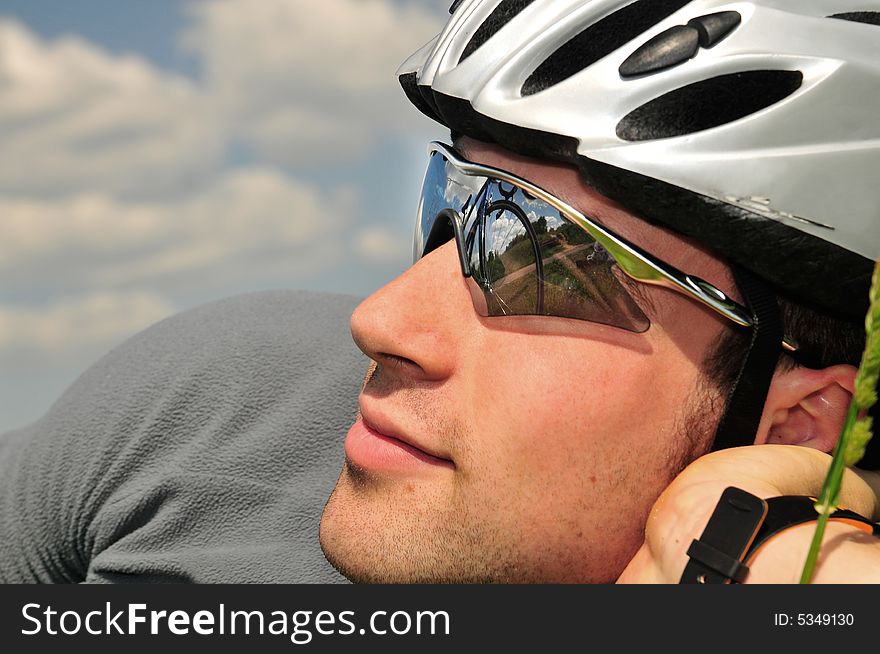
799,259,879,583
799,403,859,584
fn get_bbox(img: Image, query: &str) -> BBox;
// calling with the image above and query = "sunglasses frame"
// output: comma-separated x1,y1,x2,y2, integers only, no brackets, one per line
422,141,797,353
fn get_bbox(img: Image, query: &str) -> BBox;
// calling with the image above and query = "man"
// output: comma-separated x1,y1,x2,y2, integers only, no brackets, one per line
318,0,880,583
1,0,877,585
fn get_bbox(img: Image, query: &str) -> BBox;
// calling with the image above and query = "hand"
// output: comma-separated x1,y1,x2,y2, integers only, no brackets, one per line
617,445,880,583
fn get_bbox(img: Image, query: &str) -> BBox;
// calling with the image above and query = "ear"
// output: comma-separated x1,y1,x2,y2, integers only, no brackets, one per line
754,365,856,453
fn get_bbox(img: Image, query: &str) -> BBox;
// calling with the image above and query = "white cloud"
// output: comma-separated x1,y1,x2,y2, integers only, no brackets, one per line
0,168,356,290
0,291,174,357
186,0,438,94
0,20,223,196
0,0,441,295
0,1,442,194
355,225,410,263
182,0,442,166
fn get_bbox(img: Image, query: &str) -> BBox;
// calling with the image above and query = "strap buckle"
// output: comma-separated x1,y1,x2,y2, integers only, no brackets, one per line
680,487,767,584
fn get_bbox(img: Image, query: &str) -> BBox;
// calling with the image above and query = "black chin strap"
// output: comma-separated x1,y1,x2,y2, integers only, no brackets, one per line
711,265,783,451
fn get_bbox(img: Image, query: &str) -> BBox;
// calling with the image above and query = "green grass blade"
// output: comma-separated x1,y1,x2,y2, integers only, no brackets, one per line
800,260,880,583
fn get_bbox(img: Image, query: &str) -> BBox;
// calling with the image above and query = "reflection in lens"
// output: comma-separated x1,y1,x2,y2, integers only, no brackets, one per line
415,152,485,261
479,200,541,316
541,240,649,330
417,148,650,333
471,181,649,332
414,153,448,261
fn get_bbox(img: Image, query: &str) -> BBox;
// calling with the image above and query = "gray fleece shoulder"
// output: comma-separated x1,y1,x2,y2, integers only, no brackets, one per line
0,290,365,583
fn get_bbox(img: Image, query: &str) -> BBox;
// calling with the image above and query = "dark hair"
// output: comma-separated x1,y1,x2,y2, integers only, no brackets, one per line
705,294,866,392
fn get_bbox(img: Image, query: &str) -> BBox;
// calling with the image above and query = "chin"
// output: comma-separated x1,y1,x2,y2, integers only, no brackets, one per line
318,468,442,583
319,462,644,584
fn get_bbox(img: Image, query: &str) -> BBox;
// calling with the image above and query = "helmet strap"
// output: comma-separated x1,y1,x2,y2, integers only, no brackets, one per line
711,265,782,451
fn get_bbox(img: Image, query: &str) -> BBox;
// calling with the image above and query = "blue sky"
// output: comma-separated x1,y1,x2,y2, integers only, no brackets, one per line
0,0,447,432
2,1,196,74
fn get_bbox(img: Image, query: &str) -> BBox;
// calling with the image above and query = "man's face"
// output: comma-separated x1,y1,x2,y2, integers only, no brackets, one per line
320,138,737,583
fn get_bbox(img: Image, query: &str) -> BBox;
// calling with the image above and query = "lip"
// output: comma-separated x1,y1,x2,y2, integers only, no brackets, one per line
344,403,454,474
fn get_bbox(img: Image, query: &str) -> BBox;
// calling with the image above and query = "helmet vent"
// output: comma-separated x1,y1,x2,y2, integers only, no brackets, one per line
521,0,694,96
616,70,803,141
459,0,536,63
828,12,880,26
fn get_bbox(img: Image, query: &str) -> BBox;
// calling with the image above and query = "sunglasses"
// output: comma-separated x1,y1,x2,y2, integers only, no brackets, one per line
414,142,797,350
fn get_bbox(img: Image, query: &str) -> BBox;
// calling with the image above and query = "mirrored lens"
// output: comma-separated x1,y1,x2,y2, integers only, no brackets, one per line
414,152,484,262
415,148,650,333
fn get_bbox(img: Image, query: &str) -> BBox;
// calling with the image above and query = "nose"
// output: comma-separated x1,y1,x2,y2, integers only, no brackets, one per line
350,240,468,383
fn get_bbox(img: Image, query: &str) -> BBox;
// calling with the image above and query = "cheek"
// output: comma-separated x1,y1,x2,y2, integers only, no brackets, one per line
453,326,705,505
462,331,664,459
446,327,707,577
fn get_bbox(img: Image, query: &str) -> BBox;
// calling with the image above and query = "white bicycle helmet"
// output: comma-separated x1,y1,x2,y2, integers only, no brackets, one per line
398,0,880,464
399,0,880,321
